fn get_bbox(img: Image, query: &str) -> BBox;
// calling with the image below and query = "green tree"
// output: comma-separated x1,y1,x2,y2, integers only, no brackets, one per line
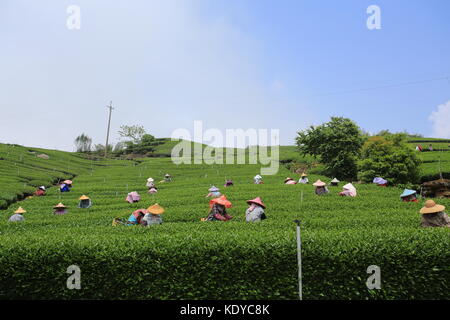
296,117,365,180
74,133,92,152
118,125,146,143
358,134,421,184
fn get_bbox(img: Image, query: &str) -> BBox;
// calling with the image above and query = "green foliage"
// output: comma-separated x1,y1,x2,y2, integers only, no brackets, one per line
118,125,146,143
359,134,422,184
0,142,449,299
296,117,365,180
74,133,92,153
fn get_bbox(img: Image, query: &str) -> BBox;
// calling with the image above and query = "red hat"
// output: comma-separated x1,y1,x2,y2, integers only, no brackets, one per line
246,197,266,209
209,195,232,208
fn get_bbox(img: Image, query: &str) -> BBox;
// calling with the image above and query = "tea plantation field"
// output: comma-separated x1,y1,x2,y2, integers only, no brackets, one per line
0,143,449,300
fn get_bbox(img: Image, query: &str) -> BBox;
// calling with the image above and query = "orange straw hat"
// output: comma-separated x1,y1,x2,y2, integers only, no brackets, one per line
15,207,26,214
147,203,165,215
53,202,67,209
420,200,445,214
79,195,90,200
209,195,232,208
246,197,266,209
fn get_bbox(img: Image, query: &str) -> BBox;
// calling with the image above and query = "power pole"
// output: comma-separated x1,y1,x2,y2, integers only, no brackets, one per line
105,101,114,158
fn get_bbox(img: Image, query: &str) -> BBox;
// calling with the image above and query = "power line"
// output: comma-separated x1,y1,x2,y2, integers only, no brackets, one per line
306,75,449,98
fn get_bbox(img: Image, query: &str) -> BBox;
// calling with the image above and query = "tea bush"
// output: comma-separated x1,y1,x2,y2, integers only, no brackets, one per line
0,144,449,299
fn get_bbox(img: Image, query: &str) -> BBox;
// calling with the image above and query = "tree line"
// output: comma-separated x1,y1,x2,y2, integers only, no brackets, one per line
296,117,422,185
74,125,162,157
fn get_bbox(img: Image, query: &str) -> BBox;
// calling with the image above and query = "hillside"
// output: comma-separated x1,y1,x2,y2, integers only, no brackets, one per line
0,141,448,299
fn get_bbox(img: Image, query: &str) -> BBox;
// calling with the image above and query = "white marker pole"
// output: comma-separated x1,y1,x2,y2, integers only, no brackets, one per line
294,219,302,300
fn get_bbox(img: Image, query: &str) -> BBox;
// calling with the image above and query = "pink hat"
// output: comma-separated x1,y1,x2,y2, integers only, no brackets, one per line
246,197,266,209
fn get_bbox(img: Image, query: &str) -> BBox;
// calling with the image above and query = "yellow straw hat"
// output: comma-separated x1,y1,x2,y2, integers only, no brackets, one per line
79,195,90,200
420,200,445,215
15,207,26,214
53,202,67,209
147,203,165,215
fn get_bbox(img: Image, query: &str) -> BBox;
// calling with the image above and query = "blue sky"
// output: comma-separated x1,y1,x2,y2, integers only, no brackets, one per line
0,0,449,151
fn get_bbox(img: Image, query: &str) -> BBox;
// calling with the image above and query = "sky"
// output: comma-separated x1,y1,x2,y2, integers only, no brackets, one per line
0,0,449,151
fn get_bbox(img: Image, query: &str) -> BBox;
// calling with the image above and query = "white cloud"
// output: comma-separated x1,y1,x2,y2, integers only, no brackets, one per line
429,100,450,138
0,1,314,150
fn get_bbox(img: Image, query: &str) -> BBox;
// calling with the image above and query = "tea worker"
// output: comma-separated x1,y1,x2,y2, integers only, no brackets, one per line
78,195,92,208
142,204,165,226
9,207,26,222
53,203,68,215
125,191,141,203
205,186,221,198
164,174,172,182
298,173,309,184
148,185,158,194
339,183,357,197
373,177,388,187
224,179,234,187
127,209,148,226
285,177,297,185
245,197,267,222
60,182,71,193
419,200,450,228
313,180,329,195
205,195,233,221
400,189,418,202
63,180,73,188
146,177,155,189
330,178,340,187
254,174,263,184
34,186,46,196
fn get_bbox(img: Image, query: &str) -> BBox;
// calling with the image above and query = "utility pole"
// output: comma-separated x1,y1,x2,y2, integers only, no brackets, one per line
105,101,114,158
294,219,303,300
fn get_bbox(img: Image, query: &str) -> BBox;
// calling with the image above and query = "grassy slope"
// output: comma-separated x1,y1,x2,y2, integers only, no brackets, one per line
0,142,449,299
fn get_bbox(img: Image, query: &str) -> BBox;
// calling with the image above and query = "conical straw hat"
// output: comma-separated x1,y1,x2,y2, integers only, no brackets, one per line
313,180,326,187
147,203,165,215
53,202,67,209
420,200,445,215
79,195,90,200
15,207,26,214
246,197,266,209
209,195,232,208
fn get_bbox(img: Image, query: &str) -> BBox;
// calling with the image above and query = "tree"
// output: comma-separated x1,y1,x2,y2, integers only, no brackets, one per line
296,117,365,180
74,134,92,152
123,134,156,154
358,134,421,184
118,125,146,143
94,144,113,154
